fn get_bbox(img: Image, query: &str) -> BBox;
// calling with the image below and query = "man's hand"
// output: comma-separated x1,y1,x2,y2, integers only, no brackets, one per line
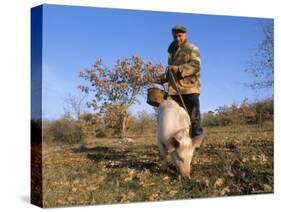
154,75,162,84
168,65,179,74
154,73,167,84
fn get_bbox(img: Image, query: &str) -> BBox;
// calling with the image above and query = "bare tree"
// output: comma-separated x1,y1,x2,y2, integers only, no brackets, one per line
63,92,88,120
245,22,274,90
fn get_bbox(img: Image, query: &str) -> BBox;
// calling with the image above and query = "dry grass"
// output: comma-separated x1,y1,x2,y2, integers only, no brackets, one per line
42,125,273,208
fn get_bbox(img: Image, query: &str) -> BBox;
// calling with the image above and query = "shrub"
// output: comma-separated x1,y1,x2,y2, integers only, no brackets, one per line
202,98,273,127
202,111,220,127
127,111,157,136
44,118,85,144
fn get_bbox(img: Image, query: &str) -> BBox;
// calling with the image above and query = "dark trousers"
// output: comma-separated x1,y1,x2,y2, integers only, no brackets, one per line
170,94,203,138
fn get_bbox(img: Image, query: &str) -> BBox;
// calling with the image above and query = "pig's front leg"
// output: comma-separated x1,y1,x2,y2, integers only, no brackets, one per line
157,140,168,170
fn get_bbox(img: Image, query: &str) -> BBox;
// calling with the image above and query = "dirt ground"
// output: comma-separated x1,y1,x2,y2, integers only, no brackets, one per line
42,125,273,208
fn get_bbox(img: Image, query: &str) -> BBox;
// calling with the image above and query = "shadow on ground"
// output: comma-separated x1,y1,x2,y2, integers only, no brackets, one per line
72,144,179,178
71,139,274,194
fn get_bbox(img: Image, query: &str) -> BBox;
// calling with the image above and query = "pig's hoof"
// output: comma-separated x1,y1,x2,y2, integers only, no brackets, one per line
160,161,168,170
160,165,168,171
178,175,191,181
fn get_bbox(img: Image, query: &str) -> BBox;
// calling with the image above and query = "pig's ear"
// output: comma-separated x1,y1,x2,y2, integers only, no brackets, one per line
167,137,180,152
167,128,186,152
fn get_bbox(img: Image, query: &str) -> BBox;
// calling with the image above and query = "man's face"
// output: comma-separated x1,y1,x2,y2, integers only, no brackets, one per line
172,31,187,46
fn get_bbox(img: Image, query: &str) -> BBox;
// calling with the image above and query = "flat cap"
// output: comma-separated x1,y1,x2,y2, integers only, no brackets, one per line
172,25,187,33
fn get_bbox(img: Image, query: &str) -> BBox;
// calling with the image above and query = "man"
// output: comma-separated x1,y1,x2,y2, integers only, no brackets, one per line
157,25,204,146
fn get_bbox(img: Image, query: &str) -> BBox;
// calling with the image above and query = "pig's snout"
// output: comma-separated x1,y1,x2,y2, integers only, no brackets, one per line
182,172,191,179
179,163,191,179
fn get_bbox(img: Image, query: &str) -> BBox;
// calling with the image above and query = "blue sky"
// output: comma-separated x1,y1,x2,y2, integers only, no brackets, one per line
40,4,273,120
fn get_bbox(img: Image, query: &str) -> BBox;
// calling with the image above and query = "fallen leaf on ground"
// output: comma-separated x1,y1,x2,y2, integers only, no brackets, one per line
214,178,224,189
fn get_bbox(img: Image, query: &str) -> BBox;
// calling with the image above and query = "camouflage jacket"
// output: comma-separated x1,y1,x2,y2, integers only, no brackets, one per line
160,40,201,95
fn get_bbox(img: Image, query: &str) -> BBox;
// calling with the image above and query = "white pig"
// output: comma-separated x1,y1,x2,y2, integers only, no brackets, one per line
157,98,199,178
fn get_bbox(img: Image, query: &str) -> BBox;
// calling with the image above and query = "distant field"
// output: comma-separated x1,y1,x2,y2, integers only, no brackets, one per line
42,125,273,208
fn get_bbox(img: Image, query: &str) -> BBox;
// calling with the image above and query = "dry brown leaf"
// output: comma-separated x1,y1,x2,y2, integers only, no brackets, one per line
263,184,272,192
214,178,224,189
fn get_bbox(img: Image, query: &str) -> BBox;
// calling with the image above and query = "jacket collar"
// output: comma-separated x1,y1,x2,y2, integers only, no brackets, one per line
173,39,188,48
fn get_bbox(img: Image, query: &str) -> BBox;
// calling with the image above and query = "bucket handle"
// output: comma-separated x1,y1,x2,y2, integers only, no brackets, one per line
151,83,166,93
